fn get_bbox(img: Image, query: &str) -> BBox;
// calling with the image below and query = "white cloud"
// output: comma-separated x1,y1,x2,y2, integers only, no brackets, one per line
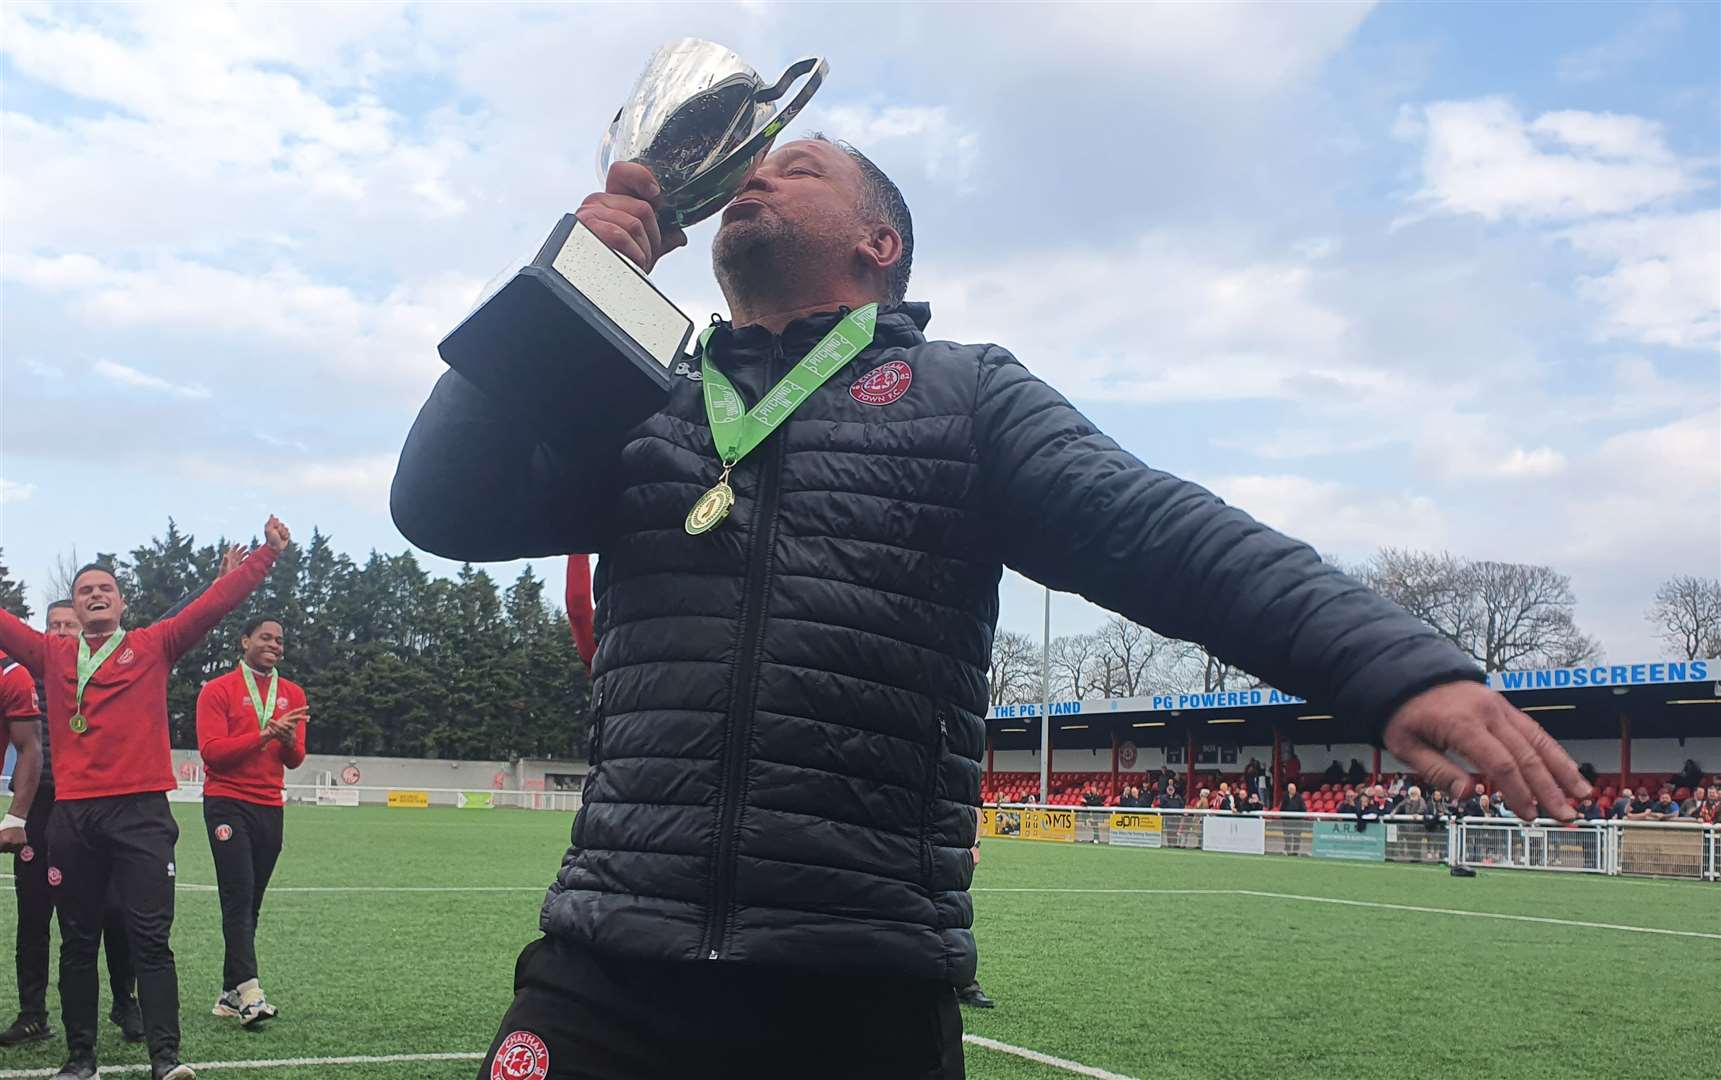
1551,412,1721,567
815,104,980,190
0,479,37,504
1396,97,1701,222
1558,6,1683,84
92,359,211,399
923,232,1355,403
185,453,398,510
3,253,481,396
1564,210,1721,349
1210,474,1448,556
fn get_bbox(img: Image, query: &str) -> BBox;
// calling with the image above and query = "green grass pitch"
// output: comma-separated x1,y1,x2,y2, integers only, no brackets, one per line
0,804,1714,1078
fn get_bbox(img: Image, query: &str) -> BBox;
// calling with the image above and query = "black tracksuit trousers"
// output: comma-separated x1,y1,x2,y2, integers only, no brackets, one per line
12,785,136,1021
47,793,181,1063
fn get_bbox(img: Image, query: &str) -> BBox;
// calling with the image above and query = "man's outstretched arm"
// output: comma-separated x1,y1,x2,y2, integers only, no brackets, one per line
975,350,1588,820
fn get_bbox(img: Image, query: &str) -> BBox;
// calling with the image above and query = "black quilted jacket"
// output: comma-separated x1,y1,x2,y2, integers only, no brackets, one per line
391,302,1480,983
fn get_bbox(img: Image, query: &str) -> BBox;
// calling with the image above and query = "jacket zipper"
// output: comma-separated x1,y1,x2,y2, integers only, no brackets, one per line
921,710,948,891
703,337,789,960
588,682,606,766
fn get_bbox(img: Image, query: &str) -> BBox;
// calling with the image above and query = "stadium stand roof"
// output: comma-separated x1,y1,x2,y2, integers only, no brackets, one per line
985,658,1721,754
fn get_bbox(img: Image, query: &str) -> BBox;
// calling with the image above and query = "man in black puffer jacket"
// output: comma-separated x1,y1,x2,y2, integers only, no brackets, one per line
394,137,1589,1080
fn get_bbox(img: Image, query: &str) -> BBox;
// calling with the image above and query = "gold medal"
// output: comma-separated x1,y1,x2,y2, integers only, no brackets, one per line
685,481,735,535
69,713,88,734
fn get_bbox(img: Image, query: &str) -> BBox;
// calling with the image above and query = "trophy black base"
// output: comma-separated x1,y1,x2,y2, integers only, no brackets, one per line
438,215,693,455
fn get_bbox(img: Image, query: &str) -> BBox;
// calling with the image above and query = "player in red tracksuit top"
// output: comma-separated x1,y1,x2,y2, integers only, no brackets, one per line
0,515,291,1080
196,615,307,1027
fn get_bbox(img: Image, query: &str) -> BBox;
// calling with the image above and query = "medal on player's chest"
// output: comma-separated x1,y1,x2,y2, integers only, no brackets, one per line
685,467,736,535
685,305,878,536
69,713,88,734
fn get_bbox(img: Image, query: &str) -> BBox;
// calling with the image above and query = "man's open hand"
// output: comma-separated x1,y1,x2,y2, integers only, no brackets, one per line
575,162,688,273
265,705,308,742
1384,681,1591,822
218,543,247,578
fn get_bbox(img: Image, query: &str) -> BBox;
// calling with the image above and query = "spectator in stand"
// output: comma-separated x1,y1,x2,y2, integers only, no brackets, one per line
1323,760,1344,787
1117,785,1138,809
1081,788,1103,808
1387,776,1406,800
1462,782,1489,818
1279,784,1306,813
1647,788,1680,821
1611,787,1639,820
1699,789,1721,824
1428,788,1450,818
1337,789,1361,815
1677,786,1707,820
1160,786,1184,811
1192,789,1211,811
1576,794,1601,821
1396,786,1428,817
1243,791,1263,813
1489,791,1515,819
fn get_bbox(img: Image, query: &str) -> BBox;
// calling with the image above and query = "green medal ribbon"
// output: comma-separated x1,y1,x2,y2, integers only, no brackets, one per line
71,628,128,735
241,664,281,734
686,304,878,535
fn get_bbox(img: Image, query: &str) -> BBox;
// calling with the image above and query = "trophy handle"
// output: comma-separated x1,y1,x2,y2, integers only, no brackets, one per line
660,57,829,229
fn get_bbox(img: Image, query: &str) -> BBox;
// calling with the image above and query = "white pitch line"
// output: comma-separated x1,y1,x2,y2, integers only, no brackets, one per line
1234,889,1721,941
964,1034,1143,1080
976,886,1721,940
974,887,1231,895
0,1051,485,1077
0,1043,1139,1080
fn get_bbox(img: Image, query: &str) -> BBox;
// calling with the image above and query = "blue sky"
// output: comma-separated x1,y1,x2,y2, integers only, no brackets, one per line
2,1,1717,660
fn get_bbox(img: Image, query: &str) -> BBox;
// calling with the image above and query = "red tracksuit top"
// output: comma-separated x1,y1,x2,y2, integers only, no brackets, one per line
197,664,307,806
1,654,41,765
0,546,278,800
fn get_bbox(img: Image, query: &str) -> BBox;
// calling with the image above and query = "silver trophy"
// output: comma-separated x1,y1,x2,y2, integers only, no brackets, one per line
436,41,827,451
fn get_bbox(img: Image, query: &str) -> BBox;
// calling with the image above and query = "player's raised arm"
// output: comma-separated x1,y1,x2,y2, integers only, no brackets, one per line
156,517,288,661
0,611,47,678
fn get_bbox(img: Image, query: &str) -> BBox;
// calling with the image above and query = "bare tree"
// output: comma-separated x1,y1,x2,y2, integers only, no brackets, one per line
46,547,104,601
1359,549,1601,671
1157,639,1259,694
987,630,1041,705
1091,615,1167,696
1647,575,1721,660
1048,632,1103,700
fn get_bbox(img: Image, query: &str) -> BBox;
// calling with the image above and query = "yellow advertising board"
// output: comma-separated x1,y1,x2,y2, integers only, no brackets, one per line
386,789,430,809
1109,811,1163,848
1018,807,1076,843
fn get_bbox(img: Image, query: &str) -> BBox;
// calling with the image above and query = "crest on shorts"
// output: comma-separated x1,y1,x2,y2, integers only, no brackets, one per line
19,845,34,863
491,1030,550,1080
46,866,61,886
215,824,233,842
850,360,913,406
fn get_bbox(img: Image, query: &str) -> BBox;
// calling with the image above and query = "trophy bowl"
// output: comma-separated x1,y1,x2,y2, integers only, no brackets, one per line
432,40,828,460
600,39,827,228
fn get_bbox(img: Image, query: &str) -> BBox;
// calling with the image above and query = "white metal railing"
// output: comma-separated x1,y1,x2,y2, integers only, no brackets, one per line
172,782,582,812
983,804,1718,882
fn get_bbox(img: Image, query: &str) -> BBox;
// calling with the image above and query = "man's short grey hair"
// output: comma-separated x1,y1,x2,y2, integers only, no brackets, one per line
808,132,914,304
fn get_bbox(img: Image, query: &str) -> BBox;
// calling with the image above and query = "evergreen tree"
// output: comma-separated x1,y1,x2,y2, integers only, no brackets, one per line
0,551,31,620
90,520,592,762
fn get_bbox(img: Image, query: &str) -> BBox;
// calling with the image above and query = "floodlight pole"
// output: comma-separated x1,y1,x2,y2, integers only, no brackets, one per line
1039,586,1051,803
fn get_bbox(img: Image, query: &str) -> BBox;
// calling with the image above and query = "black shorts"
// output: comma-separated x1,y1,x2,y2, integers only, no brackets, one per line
478,935,965,1080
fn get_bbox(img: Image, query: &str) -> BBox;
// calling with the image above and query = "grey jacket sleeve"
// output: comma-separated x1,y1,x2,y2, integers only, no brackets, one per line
973,348,1482,729
390,369,619,561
